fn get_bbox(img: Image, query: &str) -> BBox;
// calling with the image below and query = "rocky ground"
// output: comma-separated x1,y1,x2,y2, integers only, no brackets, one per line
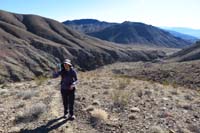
112,60,200,90
0,62,200,133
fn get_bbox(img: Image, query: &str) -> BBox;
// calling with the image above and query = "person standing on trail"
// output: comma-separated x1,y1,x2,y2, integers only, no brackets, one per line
53,59,78,120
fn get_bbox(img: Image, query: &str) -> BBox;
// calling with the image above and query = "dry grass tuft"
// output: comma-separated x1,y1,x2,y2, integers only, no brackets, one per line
90,108,108,126
111,89,131,108
34,76,48,86
15,102,47,123
17,90,38,100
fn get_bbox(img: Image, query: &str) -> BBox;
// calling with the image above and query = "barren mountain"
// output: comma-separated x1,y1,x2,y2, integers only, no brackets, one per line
88,22,191,48
168,41,200,61
0,10,166,83
64,19,191,48
63,19,117,33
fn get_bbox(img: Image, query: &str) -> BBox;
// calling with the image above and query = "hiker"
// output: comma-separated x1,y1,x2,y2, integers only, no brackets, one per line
53,59,78,119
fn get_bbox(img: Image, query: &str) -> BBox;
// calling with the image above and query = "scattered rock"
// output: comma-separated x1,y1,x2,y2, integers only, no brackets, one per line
184,95,193,101
92,100,100,106
169,129,175,133
150,126,165,133
187,125,200,133
103,91,109,95
91,92,98,98
128,113,137,120
84,105,95,112
162,97,169,101
8,127,21,133
179,103,193,110
160,107,167,111
178,128,192,133
9,117,15,122
144,89,153,96
0,108,4,113
130,107,140,112
159,112,173,118
0,129,4,133
137,90,143,97
47,81,52,85
170,90,178,95
0,89,9,96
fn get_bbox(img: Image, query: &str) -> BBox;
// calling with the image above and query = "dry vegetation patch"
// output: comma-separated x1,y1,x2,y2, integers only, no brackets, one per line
15,102,47,123
111,61,200,90
89,108,109,126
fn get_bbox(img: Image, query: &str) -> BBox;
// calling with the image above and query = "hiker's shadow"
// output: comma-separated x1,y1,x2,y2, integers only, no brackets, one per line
21,116,70,133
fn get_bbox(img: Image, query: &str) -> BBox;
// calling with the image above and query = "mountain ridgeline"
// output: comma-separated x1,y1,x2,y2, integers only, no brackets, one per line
63,19,117,33
162,29,199,43
0,10,165,83
64,20,191,48
162,27,200,39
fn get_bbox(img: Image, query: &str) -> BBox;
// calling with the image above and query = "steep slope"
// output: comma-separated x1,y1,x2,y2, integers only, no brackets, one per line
88,22,191,48
168,41,200,61
0,10,165,83
63,19,117,33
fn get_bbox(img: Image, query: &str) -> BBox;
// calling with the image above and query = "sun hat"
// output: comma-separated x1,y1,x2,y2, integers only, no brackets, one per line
63,59,72,66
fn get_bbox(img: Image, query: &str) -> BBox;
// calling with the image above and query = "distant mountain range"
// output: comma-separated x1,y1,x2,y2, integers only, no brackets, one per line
163,30,199,43
0,10,165,83
64,19,191,48
162,27,200,39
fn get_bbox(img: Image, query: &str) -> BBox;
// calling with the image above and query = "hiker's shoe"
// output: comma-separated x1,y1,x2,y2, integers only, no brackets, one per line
68,115,76,120
63,112,68,118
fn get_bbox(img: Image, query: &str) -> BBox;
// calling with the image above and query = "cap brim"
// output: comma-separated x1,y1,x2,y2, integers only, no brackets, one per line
64,62,72,65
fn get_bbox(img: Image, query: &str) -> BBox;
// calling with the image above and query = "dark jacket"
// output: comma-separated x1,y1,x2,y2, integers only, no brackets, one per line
53,67,78,90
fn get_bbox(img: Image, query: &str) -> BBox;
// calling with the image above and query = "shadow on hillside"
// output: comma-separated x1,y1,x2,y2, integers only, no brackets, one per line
21,116,69,133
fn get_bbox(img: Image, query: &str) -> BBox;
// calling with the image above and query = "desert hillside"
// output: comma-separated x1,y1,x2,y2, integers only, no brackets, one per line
0,10,166,83
167,41,200,62
0,62,199,133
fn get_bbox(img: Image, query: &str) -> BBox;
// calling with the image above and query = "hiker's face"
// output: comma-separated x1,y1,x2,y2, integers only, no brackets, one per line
64,63,70,70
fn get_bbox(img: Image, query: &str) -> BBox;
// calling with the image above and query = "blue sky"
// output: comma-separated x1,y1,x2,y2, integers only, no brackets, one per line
0,0,200,29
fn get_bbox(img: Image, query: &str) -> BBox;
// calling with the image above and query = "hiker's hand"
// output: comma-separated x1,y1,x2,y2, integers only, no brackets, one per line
69,85,75,90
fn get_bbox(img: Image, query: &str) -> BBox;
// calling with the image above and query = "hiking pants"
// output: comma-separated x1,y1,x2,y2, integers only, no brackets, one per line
61,88,75,116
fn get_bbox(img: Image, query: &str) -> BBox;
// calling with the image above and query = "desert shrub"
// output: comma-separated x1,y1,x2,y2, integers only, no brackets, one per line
17,90,37,100
1,83,8,89
111,89,131,108
112,75,131,90
14,102,25,109
34,76,48,86
90,108,108,126
117,78,130,89
149,126,166,133
161,80,170,86
0,89,8,95
15,102,46,123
